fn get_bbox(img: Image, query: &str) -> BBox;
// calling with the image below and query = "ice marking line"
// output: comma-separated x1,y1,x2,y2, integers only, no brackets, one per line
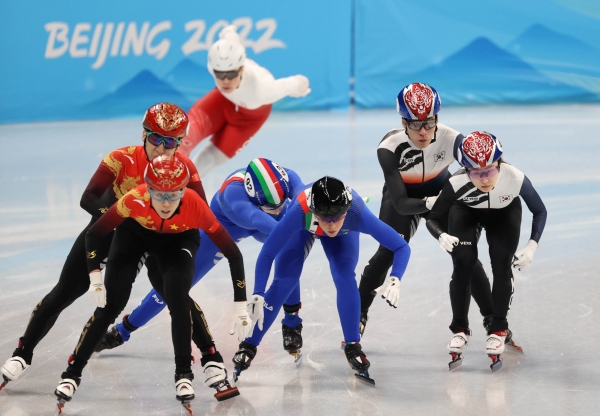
577,304,592,318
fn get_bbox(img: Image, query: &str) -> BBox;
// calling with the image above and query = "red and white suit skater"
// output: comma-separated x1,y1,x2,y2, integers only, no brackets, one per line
178,25,311,176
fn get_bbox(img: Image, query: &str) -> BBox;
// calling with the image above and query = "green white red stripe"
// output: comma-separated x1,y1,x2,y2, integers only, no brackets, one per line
249,158,285,206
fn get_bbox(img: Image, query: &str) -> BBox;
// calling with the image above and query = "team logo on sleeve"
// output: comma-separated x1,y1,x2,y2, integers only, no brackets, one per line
499,195,512,203
434,151,446,162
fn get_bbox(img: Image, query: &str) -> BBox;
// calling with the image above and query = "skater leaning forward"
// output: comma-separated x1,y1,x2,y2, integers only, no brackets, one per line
178,24,311,176
426,131,547,371
358,83,494,338
98,157,308,357
233,176,411,385
53,155,244,414
0,103,207,391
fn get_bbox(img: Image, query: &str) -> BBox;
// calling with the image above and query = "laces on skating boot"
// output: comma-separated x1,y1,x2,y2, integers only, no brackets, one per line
0,356,28,390
54,373,80,415
359,312,369,338
94,326,124,352
486,330,508,372
447,331,470,371
232,341,257,382
202,361,240,401
175,372,195,415
344,342,374,386
282,324,303,367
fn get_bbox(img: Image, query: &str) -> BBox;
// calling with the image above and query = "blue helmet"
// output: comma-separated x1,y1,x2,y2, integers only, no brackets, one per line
456,131,503,168
244,158,290,208
396,83,441,120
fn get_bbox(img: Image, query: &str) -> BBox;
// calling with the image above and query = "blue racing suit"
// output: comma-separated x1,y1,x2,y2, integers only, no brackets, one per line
246,186,411,346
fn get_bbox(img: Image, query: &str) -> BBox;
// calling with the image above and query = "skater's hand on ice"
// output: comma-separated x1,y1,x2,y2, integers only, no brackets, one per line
289,75,311,98
373,276,400,308
247,295,265,336
88,271,106,308
512,239,538,271
439,233,459,253
230,301,251,342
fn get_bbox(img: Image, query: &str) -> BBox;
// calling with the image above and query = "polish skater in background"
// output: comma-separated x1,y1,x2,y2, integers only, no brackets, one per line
178,25,311,176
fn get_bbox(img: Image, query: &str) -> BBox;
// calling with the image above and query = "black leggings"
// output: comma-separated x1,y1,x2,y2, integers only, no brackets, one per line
448,198,522,334
67,226,202,377
13,218,113,365
359,188,493,318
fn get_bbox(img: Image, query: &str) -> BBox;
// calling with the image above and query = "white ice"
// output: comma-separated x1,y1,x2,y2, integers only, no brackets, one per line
1,105,599,415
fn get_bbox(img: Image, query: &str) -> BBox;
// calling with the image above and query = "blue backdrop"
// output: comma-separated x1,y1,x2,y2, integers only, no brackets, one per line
2,0,600,123
354,0,600,108
1,0,351,123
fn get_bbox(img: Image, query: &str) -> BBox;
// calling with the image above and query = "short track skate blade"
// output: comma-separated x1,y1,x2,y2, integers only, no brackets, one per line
55,400,66,416
232,367,242,382
448,356,463,371
0,380,8,391
340,341,346,350
289,350,303,368
214,386,240,402
505,340,524,354
180,402,193,415
489,356,503,373
355,371,375,386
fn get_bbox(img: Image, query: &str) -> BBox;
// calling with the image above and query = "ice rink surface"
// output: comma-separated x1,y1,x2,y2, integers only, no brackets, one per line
1,104,599,415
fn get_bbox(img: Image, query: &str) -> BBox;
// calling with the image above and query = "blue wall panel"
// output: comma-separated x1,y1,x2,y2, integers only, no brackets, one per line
0,1,351,123
353,0,600,108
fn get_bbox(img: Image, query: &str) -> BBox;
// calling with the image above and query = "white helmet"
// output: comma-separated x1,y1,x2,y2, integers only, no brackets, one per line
208,39,246,71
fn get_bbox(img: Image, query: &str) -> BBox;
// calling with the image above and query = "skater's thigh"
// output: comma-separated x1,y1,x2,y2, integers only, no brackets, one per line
448,204,480,270
321,232,360,280
485,198,522,267
379,189,420,243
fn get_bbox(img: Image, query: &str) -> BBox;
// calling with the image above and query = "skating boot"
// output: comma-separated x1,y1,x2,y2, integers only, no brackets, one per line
0,356,28,390
231,341,257,382
54,374,80,415
359,312,369,338
486,330,508,372
447,332,470,371
175,372,195,415
504,329,524,354
94,325,124,352
203,361,240,401
282,324,303,367
344,342,374,386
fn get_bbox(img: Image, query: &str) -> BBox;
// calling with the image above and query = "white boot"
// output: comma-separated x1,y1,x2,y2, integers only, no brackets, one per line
486,331,508,355
55,378,78,402
203,361,227,388
448,332,470,354
175,375,195,402
1,357,28,381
